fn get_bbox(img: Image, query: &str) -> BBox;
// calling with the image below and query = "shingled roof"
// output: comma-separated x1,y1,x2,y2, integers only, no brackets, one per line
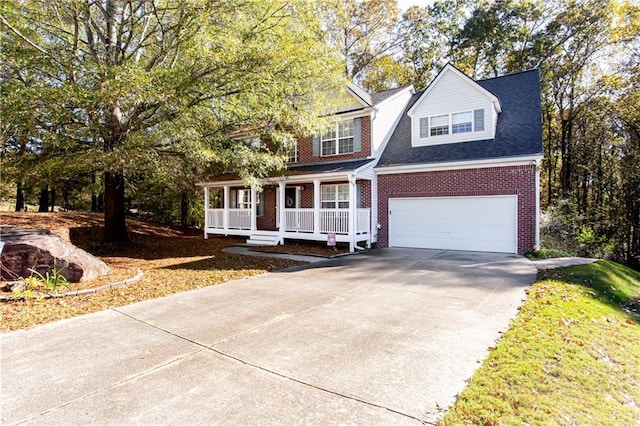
376,69,543,168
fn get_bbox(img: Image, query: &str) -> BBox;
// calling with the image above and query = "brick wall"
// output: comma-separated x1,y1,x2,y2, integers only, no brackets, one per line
296,116,371,164
376,165,537,253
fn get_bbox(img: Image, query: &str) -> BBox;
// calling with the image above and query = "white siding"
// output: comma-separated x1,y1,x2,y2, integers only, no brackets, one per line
372,88,414,154
410,70,497,146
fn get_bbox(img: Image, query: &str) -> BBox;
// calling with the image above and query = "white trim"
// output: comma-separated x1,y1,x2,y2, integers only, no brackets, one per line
407,64,502,117
535,158,541,250
375,155,543,175
333,108,374,120
373,86,415,107
347,82,373,107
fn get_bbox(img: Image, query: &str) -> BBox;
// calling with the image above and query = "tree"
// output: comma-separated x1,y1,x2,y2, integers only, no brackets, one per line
323,0,401,84
1,0,344,243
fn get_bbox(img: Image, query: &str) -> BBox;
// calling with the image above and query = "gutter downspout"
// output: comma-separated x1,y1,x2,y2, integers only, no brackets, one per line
535,158,541,250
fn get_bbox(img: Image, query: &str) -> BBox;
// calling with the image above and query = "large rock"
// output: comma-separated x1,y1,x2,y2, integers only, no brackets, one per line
0,226,110,283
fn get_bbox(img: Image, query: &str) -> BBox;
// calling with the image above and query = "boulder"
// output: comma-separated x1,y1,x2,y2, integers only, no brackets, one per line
0,226,110,283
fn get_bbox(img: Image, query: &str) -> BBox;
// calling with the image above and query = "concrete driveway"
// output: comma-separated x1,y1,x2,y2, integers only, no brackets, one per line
1,248,536,425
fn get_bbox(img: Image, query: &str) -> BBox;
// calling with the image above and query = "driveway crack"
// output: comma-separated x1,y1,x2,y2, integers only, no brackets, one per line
112,307,426,424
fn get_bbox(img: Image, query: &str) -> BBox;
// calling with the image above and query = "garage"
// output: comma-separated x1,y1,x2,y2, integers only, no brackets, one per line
388,196,517,253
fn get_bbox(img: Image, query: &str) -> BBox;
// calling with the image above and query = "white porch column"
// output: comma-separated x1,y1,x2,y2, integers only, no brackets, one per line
348,175,357,252
223,185,229,232
278,182,286,236
203,186,209,239
313,179,321,236
250,186,257,232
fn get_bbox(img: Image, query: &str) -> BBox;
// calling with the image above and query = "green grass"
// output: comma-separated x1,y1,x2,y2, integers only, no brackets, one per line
525,247,573,259
440,261,640,425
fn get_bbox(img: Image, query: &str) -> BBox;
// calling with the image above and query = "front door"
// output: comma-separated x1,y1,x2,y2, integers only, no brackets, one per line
285,187,298,209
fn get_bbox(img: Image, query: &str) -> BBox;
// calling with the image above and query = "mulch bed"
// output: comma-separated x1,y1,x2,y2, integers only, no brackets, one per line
0,212,304,331
250,240,351,258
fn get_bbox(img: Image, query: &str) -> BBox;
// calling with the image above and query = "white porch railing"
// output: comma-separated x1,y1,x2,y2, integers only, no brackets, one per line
356,208,371,234
207,209,224,228
229,208,251,229
208,207,370,236
320,209,349,234
284,208,314,232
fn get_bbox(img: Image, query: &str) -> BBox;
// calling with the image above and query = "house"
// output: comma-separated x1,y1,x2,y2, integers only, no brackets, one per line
200,64,543,254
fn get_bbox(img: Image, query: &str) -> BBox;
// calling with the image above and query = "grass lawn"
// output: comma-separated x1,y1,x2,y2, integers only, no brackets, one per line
1,212,304,331
440,261,640,425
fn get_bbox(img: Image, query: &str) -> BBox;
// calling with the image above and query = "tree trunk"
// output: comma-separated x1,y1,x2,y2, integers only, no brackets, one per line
180,192,189,227
50,188,56,212
15,181,25,212
103,171,129,244
38,186,49,212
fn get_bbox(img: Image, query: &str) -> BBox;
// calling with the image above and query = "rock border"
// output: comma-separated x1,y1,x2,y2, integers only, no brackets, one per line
0,269,143,302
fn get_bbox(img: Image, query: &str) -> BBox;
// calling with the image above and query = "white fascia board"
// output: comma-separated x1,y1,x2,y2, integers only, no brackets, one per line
347,82,373,106
374,86,416,107
375,155,543,175
200,170,374,188
334,107,376,120
407,64,502,117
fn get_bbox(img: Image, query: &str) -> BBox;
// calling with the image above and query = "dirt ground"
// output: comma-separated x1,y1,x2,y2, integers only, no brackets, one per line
0,212,303,331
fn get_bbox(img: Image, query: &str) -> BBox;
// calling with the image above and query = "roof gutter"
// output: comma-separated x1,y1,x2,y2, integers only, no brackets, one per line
375,155,543,175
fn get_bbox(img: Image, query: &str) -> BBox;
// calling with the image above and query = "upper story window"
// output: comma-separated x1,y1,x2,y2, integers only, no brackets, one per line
419,109,485,139
321,120,354,156
286,140,298,163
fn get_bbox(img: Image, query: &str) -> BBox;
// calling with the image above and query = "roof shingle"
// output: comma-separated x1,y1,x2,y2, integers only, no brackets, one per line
377,69,543,167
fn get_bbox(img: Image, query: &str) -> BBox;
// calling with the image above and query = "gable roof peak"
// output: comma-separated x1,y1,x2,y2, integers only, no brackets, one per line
407,63,502,117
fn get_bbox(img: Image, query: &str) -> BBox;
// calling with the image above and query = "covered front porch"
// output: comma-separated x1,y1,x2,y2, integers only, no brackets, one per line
202,173,372,252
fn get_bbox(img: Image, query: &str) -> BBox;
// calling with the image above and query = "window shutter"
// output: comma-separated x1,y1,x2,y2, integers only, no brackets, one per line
474,109,484,131
230,190,237,209
356,183,362,208
312,134,320,156
353,118,362,152
419,117,428,138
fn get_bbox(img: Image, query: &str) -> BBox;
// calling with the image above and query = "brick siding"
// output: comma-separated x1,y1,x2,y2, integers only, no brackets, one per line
296,116,371,164
376,165,537,254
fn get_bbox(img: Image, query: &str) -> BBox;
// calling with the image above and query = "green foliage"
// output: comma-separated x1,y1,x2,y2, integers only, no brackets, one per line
14,268,70,299
441,261,640,425
1,0,347,240
526,247,572,259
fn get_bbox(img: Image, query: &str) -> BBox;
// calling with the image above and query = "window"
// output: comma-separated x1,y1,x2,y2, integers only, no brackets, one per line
286,140,298,163
420,108,486,138
452,111,472,134
321,120,354,156
233,189,264,216
430,114,449,136
321,184,349,209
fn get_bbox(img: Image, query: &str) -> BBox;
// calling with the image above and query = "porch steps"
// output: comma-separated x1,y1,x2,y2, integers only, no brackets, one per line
246,232,282,246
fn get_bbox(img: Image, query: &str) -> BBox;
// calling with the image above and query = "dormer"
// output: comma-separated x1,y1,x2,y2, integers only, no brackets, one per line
407,64,502,147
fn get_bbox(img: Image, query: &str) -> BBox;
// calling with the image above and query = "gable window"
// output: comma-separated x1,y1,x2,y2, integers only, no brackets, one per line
452,111,472,133
430,114,449,136
321,184,349,209
420,108,486,138
321,120,354,156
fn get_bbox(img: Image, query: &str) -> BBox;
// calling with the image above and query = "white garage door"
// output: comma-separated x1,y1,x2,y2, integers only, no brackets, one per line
388,196,517,253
